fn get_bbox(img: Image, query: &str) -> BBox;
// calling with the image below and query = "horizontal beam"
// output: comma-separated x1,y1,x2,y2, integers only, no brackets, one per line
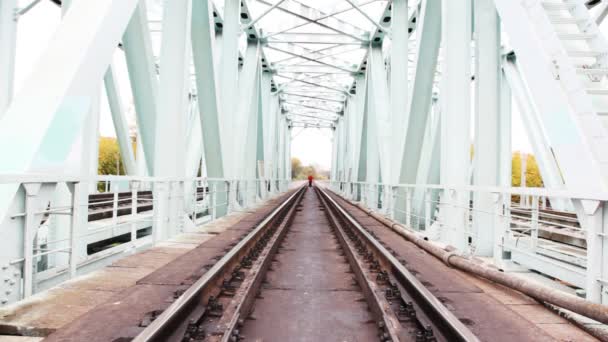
281,92,345,103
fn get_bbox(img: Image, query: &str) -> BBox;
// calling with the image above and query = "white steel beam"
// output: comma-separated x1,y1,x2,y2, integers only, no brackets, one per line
368,45,392,185
122,2,159,174
439,0,471,250
192,0,224,179
397,0,441,184
502,59,566,201
0,0,17,116
219,0,241,177
472,0,500,256
234,42,261,179
0,0,138,173
154,0,191,241
352,74,368,186
256,0,369,42
267,45,356,73
0,0,139,289
104,65,136,175
365,71,380,207
412,99,441,225
390,0,408,184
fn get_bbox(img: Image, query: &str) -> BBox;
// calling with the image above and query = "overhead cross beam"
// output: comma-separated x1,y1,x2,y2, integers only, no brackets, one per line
256,0,370,42
275,74,350,95
263,0,377,39
266,45,356,73
281,92,345,103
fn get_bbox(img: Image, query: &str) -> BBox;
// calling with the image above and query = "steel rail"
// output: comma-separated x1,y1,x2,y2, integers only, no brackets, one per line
316,187,480,342
132,187,305,342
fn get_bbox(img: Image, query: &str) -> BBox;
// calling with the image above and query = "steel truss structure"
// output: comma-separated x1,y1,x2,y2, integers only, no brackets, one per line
0,0,607,309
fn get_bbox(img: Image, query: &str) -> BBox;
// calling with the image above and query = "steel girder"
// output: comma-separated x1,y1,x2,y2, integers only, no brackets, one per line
397,0,440,185
104,66,137,175
192,0,224,179
0,0,140,302
122,2,159,175
438,0,472,251
472,0,501,256
0,0,17,117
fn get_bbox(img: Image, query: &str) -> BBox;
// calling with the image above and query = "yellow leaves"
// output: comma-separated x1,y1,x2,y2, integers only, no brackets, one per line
291,157,328,180
512,152,543,187
98,137,123,175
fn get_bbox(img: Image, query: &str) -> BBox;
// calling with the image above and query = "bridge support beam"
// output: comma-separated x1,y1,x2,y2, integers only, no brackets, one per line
104,66,137,176
153,0,190,241
439,0,471,251
0,0,17,117
122,2,159,175
472,0,501,256
192,0,227,216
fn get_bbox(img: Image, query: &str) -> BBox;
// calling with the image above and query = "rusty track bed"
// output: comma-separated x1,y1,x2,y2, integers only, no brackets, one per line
315,187,478,342
129,186,480,342
132,187,306,341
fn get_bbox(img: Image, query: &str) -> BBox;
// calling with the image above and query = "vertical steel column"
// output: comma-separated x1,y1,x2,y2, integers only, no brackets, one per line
439,0,471,250
219,0,241,178
352,74,368,190
278,116,286,184
390,0,408,183
331,123,339,181
154,0,190,239
256,74,266,199
472,0,500,256
365,70,380,208
498,67,512,188
368,46,392,185
287,125,292,185
0,0,17,117
192,0,227,216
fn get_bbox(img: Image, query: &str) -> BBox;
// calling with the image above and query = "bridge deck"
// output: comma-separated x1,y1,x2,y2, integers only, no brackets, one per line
0,188,598,341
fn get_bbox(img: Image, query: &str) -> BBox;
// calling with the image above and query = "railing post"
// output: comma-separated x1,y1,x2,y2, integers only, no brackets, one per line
492,192,507,268
191,181,197,225
153,181,169,243
405,188,412,227
211,182,217,220
541,196,547,210
22,183,41,299
388,186,395,220
68,181,82,277
424,189,431,230
441,188,468,251
112,191,119,230
530,195,539,251
130,180,139,250
584,200,606,303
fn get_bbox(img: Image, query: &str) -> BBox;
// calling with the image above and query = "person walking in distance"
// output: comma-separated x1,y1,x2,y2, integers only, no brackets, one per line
308,175,313,187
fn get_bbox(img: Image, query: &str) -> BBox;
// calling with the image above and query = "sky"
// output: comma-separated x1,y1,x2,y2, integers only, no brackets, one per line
12,0,569,172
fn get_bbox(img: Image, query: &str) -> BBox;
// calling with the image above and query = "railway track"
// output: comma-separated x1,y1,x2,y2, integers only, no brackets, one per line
132,186,477,342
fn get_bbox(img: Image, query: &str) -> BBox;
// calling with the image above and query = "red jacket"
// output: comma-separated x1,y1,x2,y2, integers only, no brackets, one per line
308,175,313,181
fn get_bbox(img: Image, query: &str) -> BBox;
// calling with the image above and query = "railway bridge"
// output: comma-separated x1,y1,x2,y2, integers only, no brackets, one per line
0,0,607,340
